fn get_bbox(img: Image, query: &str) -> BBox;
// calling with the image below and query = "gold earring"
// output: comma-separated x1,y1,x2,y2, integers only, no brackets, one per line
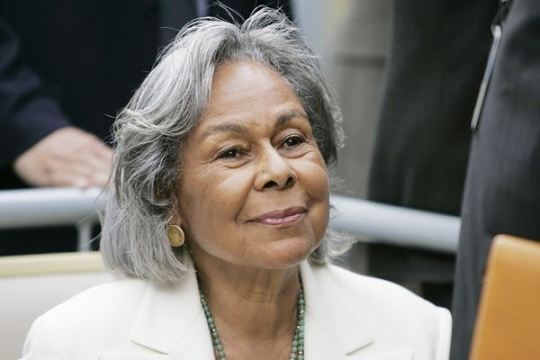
167,225,185,247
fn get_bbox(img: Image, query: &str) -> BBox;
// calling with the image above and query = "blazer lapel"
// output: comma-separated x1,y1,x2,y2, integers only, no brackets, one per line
100,260,415,359
128,261,375,359
129,265,214,358
301,261,374,359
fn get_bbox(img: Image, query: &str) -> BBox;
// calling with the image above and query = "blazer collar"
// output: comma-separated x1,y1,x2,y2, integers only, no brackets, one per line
127,260,373,358
301,261,374,358
129,260,214,358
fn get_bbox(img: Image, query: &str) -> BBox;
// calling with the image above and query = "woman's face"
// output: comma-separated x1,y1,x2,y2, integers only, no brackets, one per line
176,60,329,271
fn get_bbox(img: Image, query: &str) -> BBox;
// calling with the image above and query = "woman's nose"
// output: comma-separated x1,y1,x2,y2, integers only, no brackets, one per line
254,146,297,191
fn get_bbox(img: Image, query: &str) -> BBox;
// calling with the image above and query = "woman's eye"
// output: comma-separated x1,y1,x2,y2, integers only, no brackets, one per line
217,147,244,159
283,134,305,148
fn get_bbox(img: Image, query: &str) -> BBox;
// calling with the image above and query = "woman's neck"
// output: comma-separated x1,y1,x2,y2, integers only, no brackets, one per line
196,259,301,340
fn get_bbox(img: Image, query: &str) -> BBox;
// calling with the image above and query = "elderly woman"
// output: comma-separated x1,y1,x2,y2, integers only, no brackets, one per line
22,8,451,360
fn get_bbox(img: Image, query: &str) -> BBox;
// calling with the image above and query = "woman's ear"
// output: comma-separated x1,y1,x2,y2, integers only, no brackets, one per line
169,192,184,227
169,207,185,229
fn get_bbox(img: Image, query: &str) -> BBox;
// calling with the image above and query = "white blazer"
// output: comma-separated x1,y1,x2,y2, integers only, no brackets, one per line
21,261,451,360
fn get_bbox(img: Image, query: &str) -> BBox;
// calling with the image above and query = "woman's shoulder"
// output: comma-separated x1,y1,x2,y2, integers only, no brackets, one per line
306,262,451,359
44,278,148,318
39,278,151,331
317,262,432,299
22,279,150,358
310,261,451,324
29,280,147,335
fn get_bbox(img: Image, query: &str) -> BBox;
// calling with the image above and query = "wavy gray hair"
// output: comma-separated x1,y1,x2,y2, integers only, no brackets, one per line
101,7,345,286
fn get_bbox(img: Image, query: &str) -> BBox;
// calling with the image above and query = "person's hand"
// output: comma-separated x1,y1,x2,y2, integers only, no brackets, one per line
13,127,113,188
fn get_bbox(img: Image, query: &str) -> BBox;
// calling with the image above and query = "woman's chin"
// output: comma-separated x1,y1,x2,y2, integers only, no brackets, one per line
252,236,319,270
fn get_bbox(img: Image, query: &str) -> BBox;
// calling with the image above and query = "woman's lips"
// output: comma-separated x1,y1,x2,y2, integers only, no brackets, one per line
252,207,307,226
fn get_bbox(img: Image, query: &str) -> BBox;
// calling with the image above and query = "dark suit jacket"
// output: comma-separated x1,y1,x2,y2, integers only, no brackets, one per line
0,0,291,255
367,0,498,299
451,0,540,357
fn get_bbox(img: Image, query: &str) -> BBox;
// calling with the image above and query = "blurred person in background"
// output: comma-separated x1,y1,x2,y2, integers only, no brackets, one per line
22,9,451,359
0,0,291,255
366,0,498,308
451,0,540,357
328,0,390,278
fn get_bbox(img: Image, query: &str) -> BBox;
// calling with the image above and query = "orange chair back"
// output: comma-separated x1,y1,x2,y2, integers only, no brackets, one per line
470,234,540,360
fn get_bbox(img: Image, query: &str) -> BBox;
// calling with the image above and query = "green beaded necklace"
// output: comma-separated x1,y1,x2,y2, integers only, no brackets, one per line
200,288,305,360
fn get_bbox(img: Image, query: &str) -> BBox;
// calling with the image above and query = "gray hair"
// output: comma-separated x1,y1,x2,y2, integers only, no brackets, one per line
101,7,345,286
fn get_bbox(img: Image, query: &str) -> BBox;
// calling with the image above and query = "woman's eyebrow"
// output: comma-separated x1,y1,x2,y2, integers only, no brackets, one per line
199,110,308,141
276,110,309,127
200,122,248,141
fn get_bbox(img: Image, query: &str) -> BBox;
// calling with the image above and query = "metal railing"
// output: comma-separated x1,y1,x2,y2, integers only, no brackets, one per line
330,195,459,253
0,188,104,251
0,188,460,253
